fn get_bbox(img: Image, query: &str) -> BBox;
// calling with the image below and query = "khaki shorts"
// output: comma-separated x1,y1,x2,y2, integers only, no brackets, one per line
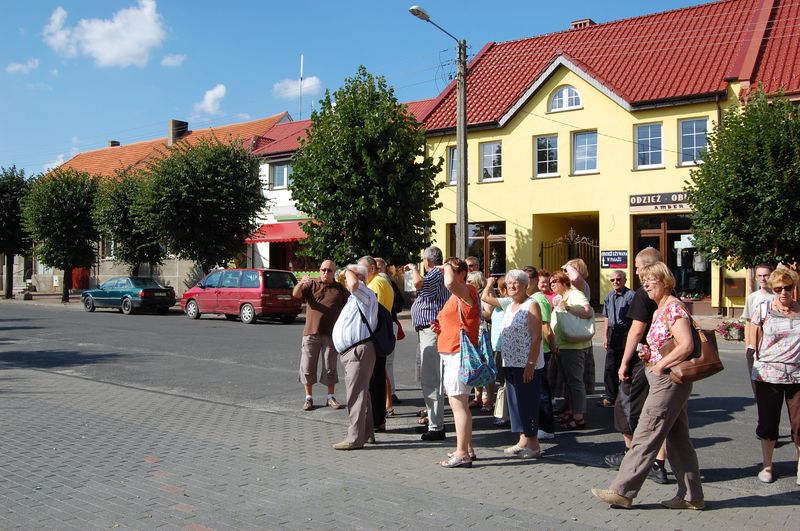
299,334,339,386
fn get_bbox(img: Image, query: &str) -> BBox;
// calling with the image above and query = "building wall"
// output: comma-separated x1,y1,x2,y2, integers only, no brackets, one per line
427,66,737,310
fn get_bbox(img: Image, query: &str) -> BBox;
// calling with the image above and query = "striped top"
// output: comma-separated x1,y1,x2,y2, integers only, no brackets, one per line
410,267,449,328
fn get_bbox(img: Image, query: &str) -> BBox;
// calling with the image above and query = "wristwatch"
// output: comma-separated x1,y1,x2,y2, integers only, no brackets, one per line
527,361,535,366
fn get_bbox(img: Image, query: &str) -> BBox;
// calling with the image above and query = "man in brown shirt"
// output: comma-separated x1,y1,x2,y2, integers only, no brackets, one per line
293,260,349,411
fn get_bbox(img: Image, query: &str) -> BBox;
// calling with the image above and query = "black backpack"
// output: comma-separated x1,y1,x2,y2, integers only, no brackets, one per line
358,304,396,357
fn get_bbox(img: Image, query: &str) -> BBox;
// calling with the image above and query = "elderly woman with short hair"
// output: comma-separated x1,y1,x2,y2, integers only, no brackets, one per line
593,262,704,510
482,270,544,458
750,267,800,486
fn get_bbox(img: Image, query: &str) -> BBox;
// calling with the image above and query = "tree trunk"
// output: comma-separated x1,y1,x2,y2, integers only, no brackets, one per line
132,263,140,276
62,267,72,303
4,255,13,299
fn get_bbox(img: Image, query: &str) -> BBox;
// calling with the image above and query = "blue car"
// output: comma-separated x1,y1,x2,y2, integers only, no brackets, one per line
82,276,176,315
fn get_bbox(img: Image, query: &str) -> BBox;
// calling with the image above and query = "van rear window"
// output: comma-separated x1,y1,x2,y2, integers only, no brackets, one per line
263,271,297,289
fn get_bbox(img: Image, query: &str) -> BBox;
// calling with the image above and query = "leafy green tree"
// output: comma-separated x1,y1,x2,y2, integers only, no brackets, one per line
141,137,267,273
685,89,800,269
290,66,443,265
0,166,30,299
22,168,98,302
94,170,164,276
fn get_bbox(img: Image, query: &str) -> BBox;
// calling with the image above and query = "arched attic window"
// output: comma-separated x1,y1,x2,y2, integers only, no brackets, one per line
549,85,581,112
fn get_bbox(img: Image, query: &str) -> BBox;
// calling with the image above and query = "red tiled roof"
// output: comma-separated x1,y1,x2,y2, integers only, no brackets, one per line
750,0,800,96
404,98,437,122
251,119,312,158
425,0,796,131
61,112,289,177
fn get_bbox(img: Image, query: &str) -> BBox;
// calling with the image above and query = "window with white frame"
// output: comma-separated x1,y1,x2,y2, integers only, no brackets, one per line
480,141,502,181
270,161,293,189
534,135,558,177
99,238,114,259
572,131,598,174
679,118,707,165
635,123,663,168
447,146,458,185
549,85,581,112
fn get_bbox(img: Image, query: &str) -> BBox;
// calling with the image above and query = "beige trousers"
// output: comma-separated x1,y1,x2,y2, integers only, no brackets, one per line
609,369,704,502
342,341,376,445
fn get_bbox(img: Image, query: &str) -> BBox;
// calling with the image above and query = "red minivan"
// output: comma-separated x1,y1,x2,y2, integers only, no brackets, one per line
181,268,301,324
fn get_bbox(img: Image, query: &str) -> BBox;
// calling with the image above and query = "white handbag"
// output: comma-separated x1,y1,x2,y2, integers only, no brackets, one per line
552,309,595,342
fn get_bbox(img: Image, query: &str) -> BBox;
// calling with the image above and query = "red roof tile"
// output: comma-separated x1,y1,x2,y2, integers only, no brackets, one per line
403,98,437,122
424,0,796,131
251,119,312,158
61,113,289,177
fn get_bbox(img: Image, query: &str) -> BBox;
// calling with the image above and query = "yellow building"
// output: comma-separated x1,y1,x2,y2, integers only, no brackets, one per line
420,0,799,312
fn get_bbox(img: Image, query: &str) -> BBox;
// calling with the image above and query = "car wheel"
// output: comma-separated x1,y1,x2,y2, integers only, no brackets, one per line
224,314,238,321
121,298,134,315
185,299,200,319
83,296,96,312
240,303,256,324
280,314,296,324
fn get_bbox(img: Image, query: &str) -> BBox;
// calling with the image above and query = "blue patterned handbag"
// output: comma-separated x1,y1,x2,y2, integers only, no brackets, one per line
457,302,497,387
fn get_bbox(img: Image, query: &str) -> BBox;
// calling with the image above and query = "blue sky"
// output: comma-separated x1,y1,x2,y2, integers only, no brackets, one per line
1,0,702,174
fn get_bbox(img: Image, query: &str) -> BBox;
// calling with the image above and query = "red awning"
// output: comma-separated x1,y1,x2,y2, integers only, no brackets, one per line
246,221,307,244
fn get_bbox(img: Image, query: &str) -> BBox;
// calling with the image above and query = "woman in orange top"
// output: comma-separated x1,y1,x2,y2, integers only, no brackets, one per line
431,257,481,468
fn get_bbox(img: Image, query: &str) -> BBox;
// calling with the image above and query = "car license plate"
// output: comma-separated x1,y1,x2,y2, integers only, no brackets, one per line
155,293,166,296
277,295,291,300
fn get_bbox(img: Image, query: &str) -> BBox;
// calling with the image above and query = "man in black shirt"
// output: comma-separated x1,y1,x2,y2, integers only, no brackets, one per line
603,247,669,484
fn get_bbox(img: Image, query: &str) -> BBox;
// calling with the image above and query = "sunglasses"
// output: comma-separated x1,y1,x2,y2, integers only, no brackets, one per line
610,278,624,282
773,285,794,293
320,268,335,273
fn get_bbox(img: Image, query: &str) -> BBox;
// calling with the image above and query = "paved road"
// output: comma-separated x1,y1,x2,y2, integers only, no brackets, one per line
1,301,798,529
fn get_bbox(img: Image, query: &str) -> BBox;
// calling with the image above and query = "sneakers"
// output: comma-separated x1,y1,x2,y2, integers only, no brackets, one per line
758,468,774,483
420,429,446,441
326,397,344,409
503,444,524,455
648,462,669,484
604,452,626,469
302,398,313,411
660,497,705,510
537,429,555,440
332,441,364,450
591,488,632,509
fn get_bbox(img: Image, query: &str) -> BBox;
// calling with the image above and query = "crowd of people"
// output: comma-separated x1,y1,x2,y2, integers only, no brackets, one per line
291,246,800,508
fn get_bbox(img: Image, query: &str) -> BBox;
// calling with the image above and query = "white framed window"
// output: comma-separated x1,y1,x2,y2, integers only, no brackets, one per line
549,85,581,112
572,131,598,174
99,238,114,259
635,124,663,168
270,161,293,189
447,146,457,185
679,118,708,165
534,135,558,177
480,141,502,181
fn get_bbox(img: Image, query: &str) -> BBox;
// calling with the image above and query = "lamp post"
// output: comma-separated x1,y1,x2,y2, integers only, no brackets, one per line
409,5,468,259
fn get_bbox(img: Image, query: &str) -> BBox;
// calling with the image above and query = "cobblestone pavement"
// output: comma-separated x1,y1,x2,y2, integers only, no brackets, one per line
1,364,799,531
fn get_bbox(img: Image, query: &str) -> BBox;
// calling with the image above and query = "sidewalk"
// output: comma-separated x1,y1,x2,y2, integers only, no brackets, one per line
1,365,797,530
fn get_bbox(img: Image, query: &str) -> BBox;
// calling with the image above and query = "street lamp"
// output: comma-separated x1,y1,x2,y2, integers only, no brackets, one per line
409,5,468,259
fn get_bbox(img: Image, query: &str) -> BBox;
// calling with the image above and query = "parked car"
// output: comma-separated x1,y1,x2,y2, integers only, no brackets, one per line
82,277,176,315
180,268,301,324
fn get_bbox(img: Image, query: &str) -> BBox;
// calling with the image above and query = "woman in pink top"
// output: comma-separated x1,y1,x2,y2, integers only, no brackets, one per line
593,262,704,510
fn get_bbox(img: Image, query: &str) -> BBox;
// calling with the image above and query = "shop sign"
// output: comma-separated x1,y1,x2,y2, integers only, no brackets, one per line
629,192,690,212
601,250,628,269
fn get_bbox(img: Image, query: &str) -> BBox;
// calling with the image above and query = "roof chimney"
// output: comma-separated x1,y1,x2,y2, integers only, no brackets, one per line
570,18,596,29
108,140,120,147
167,119,189,146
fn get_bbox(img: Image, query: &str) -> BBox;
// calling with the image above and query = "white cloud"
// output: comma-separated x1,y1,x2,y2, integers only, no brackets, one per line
43,153,65,171
272,76,322,100
6,58,40,74
42,1,166,68
193,84,226,116
160,53,186,67
234,113,252,121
